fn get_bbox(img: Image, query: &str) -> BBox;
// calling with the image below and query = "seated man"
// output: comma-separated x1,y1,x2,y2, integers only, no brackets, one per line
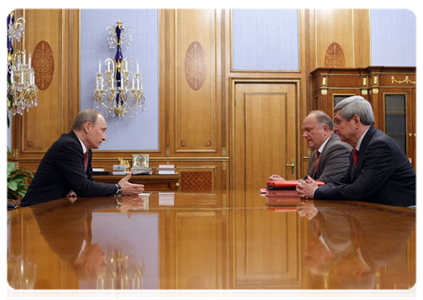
21,109,144,207
296,96,415,207
269,110,352,183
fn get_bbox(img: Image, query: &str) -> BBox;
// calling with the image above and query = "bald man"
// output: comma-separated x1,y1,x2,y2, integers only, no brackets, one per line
270,110,351,183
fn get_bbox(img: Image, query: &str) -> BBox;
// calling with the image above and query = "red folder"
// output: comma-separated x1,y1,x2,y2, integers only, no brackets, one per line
266,189,298,198
266,197,301,206
266,180,325,190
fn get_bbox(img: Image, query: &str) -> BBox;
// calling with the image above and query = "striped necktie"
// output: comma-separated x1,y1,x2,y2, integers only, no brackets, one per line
313,151,320,175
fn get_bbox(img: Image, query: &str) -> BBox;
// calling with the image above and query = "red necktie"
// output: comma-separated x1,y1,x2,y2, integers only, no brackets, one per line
353,149,359,167
313,151,320,175
84,151,89,171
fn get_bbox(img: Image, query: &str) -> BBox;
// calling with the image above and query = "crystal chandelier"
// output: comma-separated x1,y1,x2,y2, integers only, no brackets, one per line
7,11,38,116
94,21,146,118
96,249,145,289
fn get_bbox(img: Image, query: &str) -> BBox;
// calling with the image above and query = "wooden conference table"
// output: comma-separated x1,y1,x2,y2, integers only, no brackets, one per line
7,191,416,290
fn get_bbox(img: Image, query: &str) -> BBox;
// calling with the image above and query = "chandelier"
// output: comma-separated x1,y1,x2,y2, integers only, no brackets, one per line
94,21,146,118
7,11,38,116
8,254,37,289
96,249,145,289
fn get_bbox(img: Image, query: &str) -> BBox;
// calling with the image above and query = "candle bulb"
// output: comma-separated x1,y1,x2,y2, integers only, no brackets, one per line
111,78,114,89
101,78,104,89
28,53,32,67
23,50,26,65
108,61,110,72
132,78,135,90
137,60,139,74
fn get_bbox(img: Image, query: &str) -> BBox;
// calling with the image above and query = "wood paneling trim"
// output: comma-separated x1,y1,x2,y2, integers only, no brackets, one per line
175,9,218,153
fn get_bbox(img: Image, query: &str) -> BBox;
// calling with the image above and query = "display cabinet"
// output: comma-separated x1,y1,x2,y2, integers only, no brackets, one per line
310,66,416,170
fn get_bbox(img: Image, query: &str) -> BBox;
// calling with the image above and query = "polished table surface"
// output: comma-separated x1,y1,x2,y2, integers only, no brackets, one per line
7,191,416,290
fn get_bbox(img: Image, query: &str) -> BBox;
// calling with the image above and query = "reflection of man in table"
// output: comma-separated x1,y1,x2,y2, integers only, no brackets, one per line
31,196,145,283
298,200,415,288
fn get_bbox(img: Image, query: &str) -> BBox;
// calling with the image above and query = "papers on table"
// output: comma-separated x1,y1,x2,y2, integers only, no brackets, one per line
159,192,175,206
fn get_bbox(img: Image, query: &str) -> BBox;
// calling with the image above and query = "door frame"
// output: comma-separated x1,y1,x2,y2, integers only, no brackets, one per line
229,78,303,206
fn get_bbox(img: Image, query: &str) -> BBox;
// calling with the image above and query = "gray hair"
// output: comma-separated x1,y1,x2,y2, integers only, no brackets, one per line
71,109,103,131
309,110,334,131
334,96,374,125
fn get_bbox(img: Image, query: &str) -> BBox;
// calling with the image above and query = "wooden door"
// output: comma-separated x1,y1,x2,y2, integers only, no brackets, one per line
233,82,298,207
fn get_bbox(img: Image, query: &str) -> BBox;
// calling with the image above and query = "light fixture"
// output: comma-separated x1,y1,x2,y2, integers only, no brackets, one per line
7,11,38,116
94,21,146,118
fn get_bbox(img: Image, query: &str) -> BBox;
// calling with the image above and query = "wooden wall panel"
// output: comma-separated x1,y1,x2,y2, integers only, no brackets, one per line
311,9,370,70
175,9,217,153
22,10,63,153
11,9,80,159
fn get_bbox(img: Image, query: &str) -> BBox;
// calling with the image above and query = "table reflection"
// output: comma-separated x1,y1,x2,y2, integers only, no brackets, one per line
300,200,415,289
7,192,416,290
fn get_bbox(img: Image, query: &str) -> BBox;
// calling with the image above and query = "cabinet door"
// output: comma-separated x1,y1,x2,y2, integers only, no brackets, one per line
384,94,408,154
383,92,415,169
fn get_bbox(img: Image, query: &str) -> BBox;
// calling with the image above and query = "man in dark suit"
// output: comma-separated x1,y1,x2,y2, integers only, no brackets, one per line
296,96,416,207
269,110,352,183
21,109,144,207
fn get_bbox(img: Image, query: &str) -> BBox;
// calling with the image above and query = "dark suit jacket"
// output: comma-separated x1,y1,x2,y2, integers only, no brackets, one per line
307,134,352,183
314,126,416,207
21,131,117,207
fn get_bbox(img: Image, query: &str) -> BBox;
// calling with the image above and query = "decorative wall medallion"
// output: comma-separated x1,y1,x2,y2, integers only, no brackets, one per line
185,41,206,91
324,42,345,68
32,40,54,90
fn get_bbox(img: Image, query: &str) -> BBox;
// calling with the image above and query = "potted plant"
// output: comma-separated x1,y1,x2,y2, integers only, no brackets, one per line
7,147,33,203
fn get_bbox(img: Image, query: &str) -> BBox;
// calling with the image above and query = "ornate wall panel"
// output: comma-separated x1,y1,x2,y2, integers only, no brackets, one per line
12,9,79,158
21,10,63,153
175,9,217,152
311,9,370,70
180,170,213,193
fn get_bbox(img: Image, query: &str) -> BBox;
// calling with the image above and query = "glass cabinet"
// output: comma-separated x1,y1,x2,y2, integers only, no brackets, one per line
310,66,416,170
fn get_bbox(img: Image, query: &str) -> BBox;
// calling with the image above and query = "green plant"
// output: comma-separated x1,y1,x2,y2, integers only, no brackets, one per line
7,148,33,201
